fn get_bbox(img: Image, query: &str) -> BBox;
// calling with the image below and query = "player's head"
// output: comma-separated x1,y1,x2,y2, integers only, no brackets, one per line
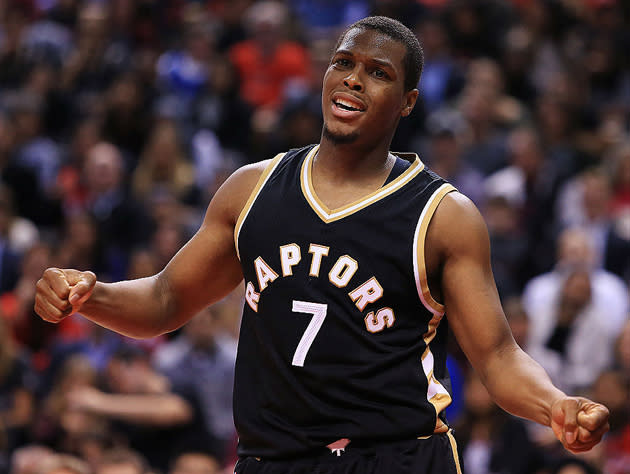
321,16,422,147
333,16,424,92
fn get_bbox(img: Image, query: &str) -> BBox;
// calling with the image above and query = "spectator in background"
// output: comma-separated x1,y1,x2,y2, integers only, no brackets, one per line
615,320,630,380
168,448,221,474
21,60,73,144
288,0,369,41
154,306,237,466
454,370,542,474
0,111,52,238
0,317,36,472
523,227,628,391
193,56,252,154
31,355,103,454
442,0,506,60
156,8,214,103
482,196,528,299
414,16,463,114
149,221,186,271
608,141,630,218
55,212,108,281
605,142,630,281
589,369,630,474
66,346,193,473
57,118,103,212
503,297,563,392
557,167,630,279
499,24,538,105
0,184,39,257
7,91,61,195
229,1,310,112
7,242,83,366
78,142,152,279
484,126,561,279
101,73,151,160
448,70,508,177
550,458,598,474
0,187,21,295
60,2,131,117
10,444,56,474
93,447,149,474
20,3,73,71
33,453,92,474
45,318,124,378
4,91,63,229
132,121,196,206
466,58,528,130
535,95,582,182
125,249,159,281
430,120,482,191
0,2,34,90
535,268,617,392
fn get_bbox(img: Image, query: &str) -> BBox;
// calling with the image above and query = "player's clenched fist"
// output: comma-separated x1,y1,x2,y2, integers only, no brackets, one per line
35,268,96,323
551,396,610,454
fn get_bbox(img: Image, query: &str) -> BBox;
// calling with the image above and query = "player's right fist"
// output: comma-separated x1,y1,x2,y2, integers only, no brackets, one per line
35,268,96,323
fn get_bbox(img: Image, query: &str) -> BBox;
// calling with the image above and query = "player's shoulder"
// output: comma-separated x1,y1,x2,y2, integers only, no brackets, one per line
434,191,482,224
229,158,275,189
428,191,490,255
208,153,289,225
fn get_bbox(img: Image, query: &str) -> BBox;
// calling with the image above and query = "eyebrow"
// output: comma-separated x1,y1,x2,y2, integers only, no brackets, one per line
372,58,395,69
334,50,396,70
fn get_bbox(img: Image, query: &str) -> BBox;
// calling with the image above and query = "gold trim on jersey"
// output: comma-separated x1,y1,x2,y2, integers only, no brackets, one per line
300,145,425,223
234,153,286,260
421,311,453,433
447,430,463,474
412,183,457,315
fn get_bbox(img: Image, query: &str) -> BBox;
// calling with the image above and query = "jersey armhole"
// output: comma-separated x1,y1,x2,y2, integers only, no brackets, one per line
412,183,457,315
234,153,286,260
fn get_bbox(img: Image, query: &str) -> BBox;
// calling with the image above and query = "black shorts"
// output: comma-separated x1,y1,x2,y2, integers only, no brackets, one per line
234,432,463,474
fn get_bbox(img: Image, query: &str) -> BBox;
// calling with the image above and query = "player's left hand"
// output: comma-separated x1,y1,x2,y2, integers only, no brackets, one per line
550,397,609,453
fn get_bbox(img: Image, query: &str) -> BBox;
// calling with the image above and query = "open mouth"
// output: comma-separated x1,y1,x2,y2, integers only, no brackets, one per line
333,98,365,112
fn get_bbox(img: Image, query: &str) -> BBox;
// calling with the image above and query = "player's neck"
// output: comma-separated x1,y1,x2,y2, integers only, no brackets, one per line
316,138,393,181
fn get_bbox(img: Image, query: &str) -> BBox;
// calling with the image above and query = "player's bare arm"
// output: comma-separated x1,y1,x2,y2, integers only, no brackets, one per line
34,160,271,338
426,191,609,453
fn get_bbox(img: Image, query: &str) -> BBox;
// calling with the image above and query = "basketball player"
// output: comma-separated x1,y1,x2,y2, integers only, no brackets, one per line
35,17,608,474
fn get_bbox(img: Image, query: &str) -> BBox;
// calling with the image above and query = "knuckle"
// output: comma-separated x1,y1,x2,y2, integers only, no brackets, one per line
43,267,59,279
84,270,96,281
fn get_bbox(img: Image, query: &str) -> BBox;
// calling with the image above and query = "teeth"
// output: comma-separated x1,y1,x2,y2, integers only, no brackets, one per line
335,98,363,111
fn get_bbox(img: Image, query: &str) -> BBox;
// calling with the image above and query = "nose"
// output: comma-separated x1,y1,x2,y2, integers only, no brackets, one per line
343,69,363,92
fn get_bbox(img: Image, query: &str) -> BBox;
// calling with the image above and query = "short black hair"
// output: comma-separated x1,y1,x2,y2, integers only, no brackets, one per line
334,16,424,92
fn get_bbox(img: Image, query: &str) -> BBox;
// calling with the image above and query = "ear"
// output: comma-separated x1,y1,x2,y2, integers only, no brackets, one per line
401,89,419,117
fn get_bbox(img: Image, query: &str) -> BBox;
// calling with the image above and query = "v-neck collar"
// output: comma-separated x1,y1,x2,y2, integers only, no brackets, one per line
300,145,425,224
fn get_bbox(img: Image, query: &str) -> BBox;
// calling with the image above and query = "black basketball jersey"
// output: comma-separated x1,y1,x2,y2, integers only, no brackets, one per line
234,144,457,459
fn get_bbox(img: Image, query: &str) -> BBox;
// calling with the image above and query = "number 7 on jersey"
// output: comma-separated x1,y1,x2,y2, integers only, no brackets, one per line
291,300,328,367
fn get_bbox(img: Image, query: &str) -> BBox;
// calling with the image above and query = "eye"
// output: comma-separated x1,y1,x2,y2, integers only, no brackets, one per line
372,68,389,79
333,58,351,68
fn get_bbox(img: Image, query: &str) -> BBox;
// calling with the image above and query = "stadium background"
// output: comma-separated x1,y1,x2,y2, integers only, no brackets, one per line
0,0,628,473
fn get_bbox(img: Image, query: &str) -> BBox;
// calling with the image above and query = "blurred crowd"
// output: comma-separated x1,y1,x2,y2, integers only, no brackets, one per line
0,0,629,473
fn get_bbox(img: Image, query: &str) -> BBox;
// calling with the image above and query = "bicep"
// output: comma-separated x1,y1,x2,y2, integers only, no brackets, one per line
159,211,243,330
429,193,516,374
157,162,269,332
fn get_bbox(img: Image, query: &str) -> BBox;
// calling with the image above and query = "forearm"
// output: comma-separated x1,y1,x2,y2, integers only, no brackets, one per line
479,344,565,427
79,273,175,338
86,393,193,426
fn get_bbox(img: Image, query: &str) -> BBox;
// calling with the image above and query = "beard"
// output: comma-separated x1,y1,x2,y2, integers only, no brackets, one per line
322,124,359,145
